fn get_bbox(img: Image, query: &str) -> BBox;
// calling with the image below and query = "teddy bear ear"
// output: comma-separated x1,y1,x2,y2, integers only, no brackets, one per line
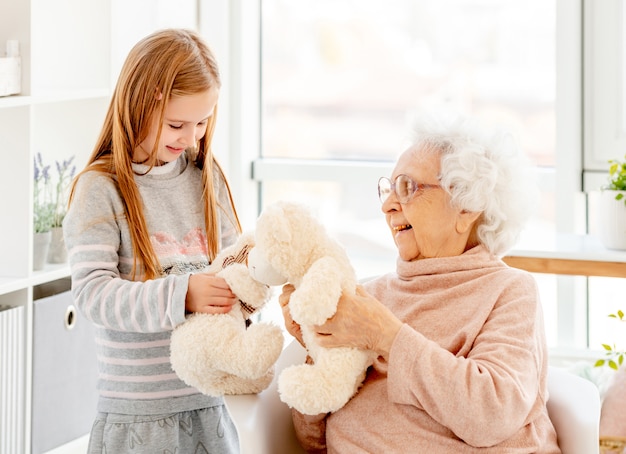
258,202,294,245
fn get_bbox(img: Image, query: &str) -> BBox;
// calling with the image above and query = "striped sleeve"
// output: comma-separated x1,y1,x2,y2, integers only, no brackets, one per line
63,172,188,332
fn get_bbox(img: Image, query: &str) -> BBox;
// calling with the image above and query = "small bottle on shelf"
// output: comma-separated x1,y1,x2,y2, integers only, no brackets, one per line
0,40,21,97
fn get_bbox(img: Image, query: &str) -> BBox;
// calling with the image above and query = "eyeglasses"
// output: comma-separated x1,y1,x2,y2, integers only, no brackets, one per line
377,174,441,204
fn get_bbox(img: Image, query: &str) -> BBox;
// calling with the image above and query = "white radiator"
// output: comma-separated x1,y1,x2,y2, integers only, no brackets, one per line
0,305,25,454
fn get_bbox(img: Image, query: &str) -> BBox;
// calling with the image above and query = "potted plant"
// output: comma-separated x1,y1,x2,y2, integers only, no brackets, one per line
597,154,626,250
33,153,76,268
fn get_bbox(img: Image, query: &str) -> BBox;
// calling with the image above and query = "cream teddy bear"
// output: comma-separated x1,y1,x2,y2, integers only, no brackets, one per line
170,232,284,397
248,200,378,415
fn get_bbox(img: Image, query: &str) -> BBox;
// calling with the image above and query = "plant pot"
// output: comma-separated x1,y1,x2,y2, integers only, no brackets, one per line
597,189,626,251
33,231,52,271
47,226,67,264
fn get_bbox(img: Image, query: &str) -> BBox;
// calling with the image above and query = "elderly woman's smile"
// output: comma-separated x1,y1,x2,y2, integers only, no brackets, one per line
392,223,412,232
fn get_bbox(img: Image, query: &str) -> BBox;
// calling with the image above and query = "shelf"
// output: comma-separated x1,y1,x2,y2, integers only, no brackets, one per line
0,89,110,109
30,264,71,286
0,264,70,296
504,234,626,277
510,233,626,262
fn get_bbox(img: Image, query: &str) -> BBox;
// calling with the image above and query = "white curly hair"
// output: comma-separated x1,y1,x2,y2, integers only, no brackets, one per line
407,111,539,257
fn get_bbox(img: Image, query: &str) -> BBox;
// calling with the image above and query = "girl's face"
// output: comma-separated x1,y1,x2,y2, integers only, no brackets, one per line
381,146,480,261
134,87,219,164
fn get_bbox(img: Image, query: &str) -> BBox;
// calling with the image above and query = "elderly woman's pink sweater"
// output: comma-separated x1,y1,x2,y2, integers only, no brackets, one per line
293,245,561,453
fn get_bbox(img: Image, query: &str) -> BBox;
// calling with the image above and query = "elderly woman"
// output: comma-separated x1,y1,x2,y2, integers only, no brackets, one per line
280,112,561,453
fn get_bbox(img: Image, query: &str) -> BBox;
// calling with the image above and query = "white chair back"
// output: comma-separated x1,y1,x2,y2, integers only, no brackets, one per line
547,366,601,454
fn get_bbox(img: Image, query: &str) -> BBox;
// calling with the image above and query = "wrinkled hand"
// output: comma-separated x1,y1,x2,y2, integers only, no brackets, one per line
313,286,403,359
185,273,238,314
279,284,305,345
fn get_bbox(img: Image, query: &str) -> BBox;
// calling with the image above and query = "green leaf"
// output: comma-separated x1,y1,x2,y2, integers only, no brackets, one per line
609,360,619,370
594,359,605,368
606,156,626,191
602,343,613,351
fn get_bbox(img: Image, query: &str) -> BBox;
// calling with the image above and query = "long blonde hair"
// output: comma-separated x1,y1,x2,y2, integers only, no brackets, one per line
69,28,241,279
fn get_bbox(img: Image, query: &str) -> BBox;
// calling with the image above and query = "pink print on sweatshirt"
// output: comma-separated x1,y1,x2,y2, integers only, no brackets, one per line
151,228,208,257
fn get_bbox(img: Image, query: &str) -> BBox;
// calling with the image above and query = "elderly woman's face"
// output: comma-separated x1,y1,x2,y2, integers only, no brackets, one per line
382,146,480,261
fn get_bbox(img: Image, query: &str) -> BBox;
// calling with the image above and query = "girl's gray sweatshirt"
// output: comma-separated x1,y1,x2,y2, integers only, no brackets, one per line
63,152,238,415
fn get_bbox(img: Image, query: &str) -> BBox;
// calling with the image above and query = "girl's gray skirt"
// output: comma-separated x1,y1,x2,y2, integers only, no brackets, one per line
86,406,239,453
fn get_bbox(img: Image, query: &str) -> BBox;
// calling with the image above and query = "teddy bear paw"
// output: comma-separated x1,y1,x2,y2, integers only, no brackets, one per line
229,322,284,379
277,363,360,415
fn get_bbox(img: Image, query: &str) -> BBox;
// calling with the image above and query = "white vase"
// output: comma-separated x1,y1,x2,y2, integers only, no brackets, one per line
597,189,626,251
47,226,68,264
33,231,52,271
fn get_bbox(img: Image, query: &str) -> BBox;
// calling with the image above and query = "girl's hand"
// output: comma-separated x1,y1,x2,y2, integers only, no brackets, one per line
185,273,238,314
313,285,403,359
279,284,305,346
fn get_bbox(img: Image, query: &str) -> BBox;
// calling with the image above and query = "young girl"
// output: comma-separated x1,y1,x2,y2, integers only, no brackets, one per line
64,29,242,453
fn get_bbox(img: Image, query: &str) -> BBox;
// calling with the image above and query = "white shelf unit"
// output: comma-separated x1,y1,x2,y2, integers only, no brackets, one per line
0,1,201,452
0,1,111,451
